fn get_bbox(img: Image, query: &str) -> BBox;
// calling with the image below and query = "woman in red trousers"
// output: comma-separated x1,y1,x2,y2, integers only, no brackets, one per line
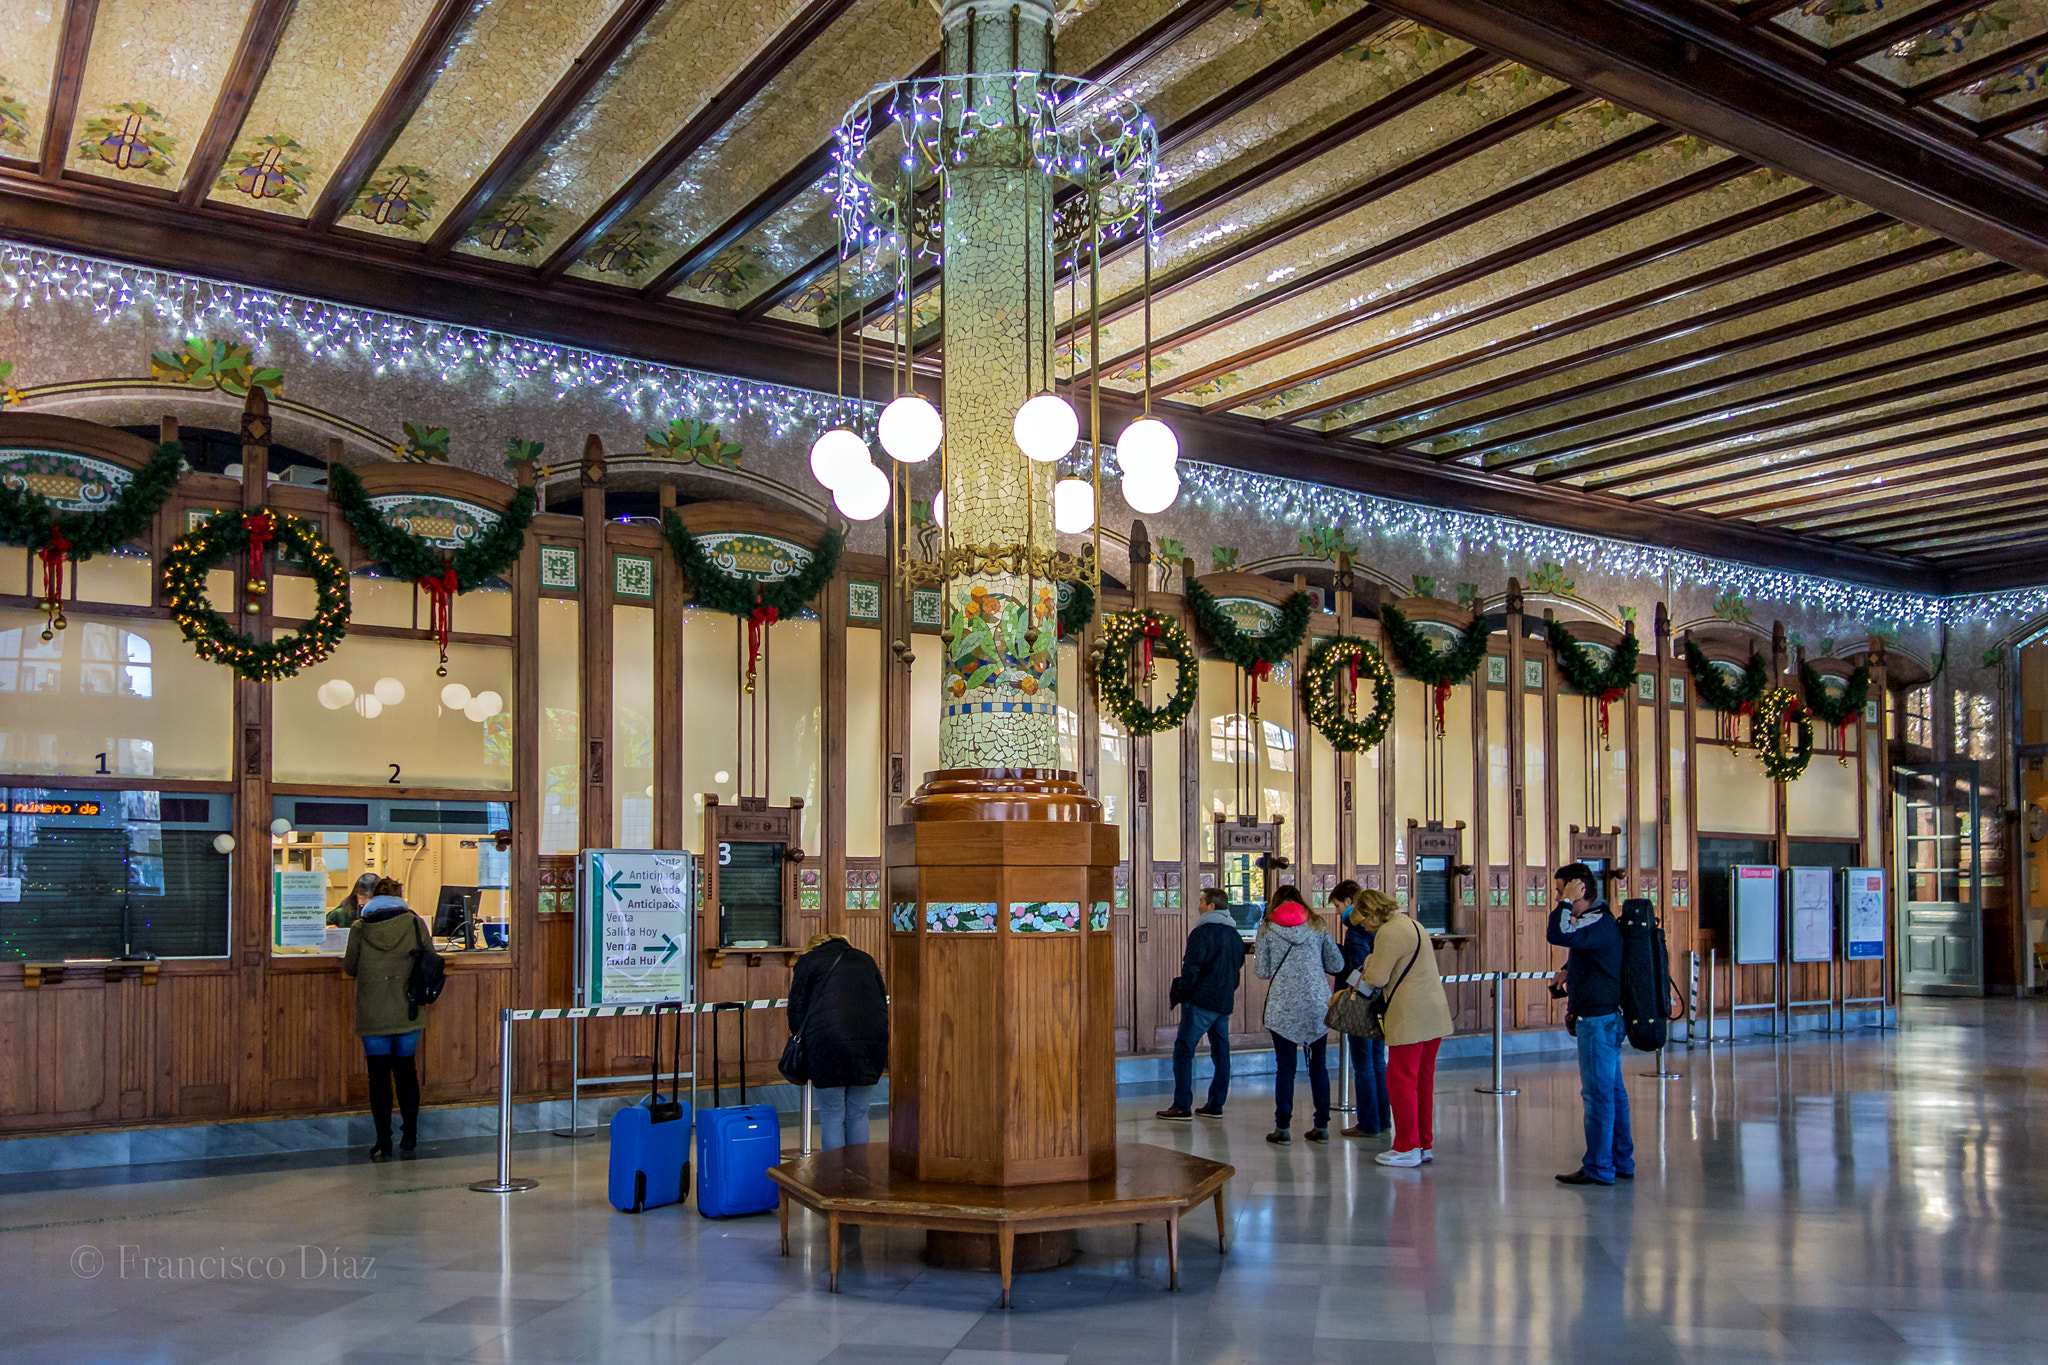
1347,891,1455,1167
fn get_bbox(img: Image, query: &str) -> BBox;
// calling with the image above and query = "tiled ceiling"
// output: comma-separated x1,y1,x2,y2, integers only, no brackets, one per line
6,0,2048,582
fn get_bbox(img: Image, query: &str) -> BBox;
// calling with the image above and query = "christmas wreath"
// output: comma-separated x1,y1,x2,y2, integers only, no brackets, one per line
1800,660,1869,766
163,510,350,680
1752,686,1813,783
329,464,537,675
1301,636,1394,753
1379,603,1490,736
0,440,184,638
661,510,843,692
1547,619,1640,747
1092,609,1197,736
1683,639,1769,714
1184,578,1310,716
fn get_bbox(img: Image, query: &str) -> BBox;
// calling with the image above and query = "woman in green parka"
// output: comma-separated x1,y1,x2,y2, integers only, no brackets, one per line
342,877,431,1160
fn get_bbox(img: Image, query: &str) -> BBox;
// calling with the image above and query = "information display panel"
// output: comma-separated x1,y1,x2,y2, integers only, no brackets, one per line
580,849,696,1006
1733,864,1780,965
1845,867,1887,960
1790,866,1834,963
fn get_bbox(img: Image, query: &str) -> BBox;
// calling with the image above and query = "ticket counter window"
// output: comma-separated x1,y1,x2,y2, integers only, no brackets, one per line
271,798,511,955
0,788,231,960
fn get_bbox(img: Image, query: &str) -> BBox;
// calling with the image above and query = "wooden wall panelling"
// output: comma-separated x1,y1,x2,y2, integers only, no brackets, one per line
579,437,612,855
824,562,848,937
513,477,563,1094
45,984,106,1120
1655,606,1674,943
164,971,234,1118
0,988,36,1117
656,484,686,852
234,389,271,1117
1870,636,1894,1010
1538,620,1566,1028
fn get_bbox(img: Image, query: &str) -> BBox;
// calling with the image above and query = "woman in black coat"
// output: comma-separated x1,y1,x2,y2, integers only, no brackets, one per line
784,933,889,1151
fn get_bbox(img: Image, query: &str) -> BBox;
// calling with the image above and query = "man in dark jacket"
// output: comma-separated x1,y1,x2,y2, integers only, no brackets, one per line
785,934,888,1151
1546,863,1634,1186
1158,888,1246,1120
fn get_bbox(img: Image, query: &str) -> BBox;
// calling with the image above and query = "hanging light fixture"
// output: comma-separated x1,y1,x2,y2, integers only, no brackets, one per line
1122,462,1180,515
834,458,892,521
1115,416,1179,479
1013,392,1078,463
878,394,943,463
809,428,871,490
440,682,472,711
316,678,354,710
372,676,406,707
1053,477,1095,534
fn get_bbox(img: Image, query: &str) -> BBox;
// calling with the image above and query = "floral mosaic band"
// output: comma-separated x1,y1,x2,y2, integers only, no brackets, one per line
1089,902,1110,932
891,902,916,934
944,701,1057,717
1011,902,1081,934
926,902,998,934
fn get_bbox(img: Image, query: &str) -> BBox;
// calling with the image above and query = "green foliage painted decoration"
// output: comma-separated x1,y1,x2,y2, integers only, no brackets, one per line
149,338,283,396
645,418,742,470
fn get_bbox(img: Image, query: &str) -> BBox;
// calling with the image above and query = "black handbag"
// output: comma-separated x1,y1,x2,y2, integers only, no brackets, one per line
778,947,845,1086
1328,922,1421,1040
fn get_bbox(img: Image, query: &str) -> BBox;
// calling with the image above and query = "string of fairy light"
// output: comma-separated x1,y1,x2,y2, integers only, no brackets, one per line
3,241,2041,628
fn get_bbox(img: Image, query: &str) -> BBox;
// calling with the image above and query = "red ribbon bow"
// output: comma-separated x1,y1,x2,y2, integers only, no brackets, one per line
1140,617,1163,675
745,599,780,694
1249,658,1273,716
1596,684,1626,746
1432,680,1452,737
37,523,71,633
419,557,460,674
243,511,274,569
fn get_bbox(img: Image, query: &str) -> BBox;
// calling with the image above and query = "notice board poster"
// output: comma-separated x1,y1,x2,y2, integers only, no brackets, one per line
582,850,695,1006
1845,868,1887,960
1734,865,1780,965
274,870,328,948
1790,866,1834,963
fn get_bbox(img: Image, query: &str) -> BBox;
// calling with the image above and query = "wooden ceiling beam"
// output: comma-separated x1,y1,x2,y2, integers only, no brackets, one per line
1902,35,2048,106
426,0,671,255
179,0,298,210
1934,544,2048,587
39,0,99,181
306,0,476,228
1871,503,2048,552
538,0,855,277
1277,186,1834,423
1735,1,1806,27
1973,97,2048,142
1429,283,2048,468
1806,474,2048,536
1369,0,2048,272
1377,240,1974,453
1603,350,2048,497
1822,2,1988,68
1121,122,1673,390
1774,451,2048,527
1913,523,2048,558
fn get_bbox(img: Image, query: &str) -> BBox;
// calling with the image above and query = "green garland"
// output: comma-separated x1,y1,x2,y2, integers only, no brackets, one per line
660,509,842,616
163,511,351,680
1546,619,1639,697
0,440,184,557
1057,581,1095,639
1378,603,1490,685
1800,660,1870,729
1301,636,1394,753
1753,686,1813,783
1184,578,1311,671
1684,640,1769,714
1093,609,1198,736
329,463,536,591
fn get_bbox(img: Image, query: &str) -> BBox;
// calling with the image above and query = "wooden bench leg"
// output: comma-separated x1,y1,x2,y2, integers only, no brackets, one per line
779,1198,790,1257
1213,1186,1228,1253
999,1225,1015,1310
1166,1215,1180,1292
828,1214,841,1294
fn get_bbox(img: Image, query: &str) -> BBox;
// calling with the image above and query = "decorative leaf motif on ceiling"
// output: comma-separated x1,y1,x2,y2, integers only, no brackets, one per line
148,338,283,397
218,134,314,204
579,219,665,279
353,165,437,230
398,423,451,464
76,102,176,176
0,77,28,148
683,245,767,299
645,418,742,470
468,193,556,256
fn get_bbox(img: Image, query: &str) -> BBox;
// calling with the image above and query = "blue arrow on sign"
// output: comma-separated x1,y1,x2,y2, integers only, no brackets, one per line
607,869,643,901
659,934,679,964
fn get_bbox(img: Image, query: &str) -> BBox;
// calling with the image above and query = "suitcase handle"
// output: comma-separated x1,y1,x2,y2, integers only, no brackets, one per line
648,1000,683,1110
710,1001,747,1107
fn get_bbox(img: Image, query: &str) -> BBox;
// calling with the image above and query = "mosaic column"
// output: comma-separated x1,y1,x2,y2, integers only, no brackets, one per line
937,0,1060,771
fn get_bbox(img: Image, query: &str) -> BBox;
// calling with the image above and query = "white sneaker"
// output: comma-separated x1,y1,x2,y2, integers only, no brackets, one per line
1375,1148,1423,1167
1420,1148,1434,1163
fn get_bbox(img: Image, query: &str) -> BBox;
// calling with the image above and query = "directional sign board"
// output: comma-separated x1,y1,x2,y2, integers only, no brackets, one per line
581,850,695,1006
1844,867,1887,961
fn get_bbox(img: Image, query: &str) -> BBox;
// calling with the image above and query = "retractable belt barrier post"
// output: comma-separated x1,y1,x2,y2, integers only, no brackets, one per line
470,997,798,1196
1442,971,1552,1098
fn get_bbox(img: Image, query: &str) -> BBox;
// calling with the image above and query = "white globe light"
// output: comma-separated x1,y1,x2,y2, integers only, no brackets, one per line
440,682,472,711
354,694,384,720
1123,464,1181,515
212,833,236,855
1116,417,1180,479
833,459,891,521
877,394,943,464
1013,393,1079,463
473,690,503,718
269,818,292,838
463,697,493,722
317,678,354,710
808,428,871,490
372,676,405,707
1053,477,1096,534
714,770,730,785
932,490,945,528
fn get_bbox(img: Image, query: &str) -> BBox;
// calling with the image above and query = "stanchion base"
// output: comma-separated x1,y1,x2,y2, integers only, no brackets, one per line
1474,1086,1520,1096
1641,1070,1683,1079
550,1127,599,1140
469,1178,540,1193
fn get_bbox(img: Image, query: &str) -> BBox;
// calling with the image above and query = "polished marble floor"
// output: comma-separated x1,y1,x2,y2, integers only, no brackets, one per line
4,998,2042,1365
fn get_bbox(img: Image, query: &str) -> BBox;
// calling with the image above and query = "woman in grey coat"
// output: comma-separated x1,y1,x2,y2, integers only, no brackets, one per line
1254,886,1346,1144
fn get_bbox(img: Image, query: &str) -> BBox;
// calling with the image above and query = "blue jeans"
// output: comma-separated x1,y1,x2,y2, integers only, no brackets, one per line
1345,1033,1391,1134
1270,1033,1330,1132
1172,1006,1232,1112
361,1031,419,1058
1575,1012,1634,1182
814,1083,877,1151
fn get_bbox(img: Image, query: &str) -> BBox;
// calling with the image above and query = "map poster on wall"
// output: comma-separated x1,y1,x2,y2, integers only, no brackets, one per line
581,850,695,1006
1845,868,1887,960
1734,865,1780,966
274,870,328,948
1790,866,1834,963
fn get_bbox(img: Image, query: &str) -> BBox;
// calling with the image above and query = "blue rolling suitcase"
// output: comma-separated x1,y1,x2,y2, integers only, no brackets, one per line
697,1002,781,1218
608,1002,691,1213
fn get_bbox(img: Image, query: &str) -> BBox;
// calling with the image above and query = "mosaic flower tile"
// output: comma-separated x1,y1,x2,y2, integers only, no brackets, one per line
1089,901,1110,932
539,544,579,592
0,7,68,161
927,901,997,933
891,901,916,933
1011,901,1081,934
68,0,260,188
847,580,881,622
351,0,625,243
613,552,654,600
204,0,442,218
